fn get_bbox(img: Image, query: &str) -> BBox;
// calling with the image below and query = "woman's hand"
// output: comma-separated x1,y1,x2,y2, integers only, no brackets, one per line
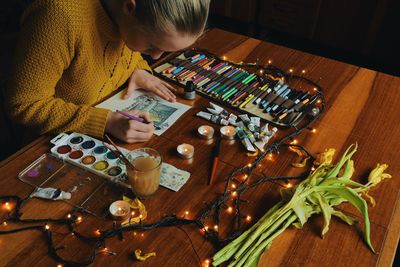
105,110,155,143
124,69,176,102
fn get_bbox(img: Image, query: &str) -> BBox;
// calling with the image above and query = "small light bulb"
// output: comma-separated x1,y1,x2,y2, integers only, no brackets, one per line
268,60,272,64
185,211,189,215
134,232,137,236
77,216,83,222
139,214,143,219
141,233,144,237
311,167,316,171
57,264,63,267
317,99,322,104
204,226,209,231
292,139,298,144
311,128,317,133
131,211,135,216
289,68,293,73
302,70,306,74
95,229,101,236
231,183,236,189
3,221,7,226
214,225,218,231
246,215,252,222
285,183,293,188
227,207,233,213
45,224,50,230
247,163,252,168
223,56,227,60
313,87,318,92
231,191,237,197
67,214,71,219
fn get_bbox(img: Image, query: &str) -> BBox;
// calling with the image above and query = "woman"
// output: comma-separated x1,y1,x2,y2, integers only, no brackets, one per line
5,0,210,143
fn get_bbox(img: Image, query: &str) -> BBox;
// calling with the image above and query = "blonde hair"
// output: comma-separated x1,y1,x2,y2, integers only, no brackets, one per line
134,0,210,36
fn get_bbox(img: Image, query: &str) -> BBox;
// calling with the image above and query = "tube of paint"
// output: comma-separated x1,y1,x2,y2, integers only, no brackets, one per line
236,127,256,152
30,187,71,200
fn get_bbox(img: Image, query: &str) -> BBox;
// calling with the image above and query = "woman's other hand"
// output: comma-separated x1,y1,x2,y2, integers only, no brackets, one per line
124,69,176,102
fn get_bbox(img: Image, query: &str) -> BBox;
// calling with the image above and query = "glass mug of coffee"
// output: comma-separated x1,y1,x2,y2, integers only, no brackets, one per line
127,148,162,199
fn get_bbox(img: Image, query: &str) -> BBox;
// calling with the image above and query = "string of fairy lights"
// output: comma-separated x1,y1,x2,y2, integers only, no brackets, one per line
0,54,325,267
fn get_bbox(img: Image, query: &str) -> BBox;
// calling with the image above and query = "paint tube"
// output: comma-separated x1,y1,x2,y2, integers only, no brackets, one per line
236,127,256,152
196,111,229,125
244,129,257,143
260,123,269,135
30,187,71,200
238,114,250,123
228,113,238,124
250,117,261,128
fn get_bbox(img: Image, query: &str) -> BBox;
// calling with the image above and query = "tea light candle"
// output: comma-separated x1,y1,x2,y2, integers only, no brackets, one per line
177,144,194,159
109,200,130,221
198,125,214,139
220,126,236,139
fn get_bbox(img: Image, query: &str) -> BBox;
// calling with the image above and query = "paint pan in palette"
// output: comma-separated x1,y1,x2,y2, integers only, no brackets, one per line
50,132,132,188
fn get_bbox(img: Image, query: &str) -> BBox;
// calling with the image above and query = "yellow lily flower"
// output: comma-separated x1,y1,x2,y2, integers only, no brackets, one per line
314,148,336,166
367,164,392,187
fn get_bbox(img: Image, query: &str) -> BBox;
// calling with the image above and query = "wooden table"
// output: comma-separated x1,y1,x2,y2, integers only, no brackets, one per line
1,28,399,266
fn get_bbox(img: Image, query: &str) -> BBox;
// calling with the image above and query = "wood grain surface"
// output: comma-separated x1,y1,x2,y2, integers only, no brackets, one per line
0,28,399,267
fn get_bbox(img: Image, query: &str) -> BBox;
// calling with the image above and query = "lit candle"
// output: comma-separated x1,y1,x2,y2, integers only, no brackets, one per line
177,144,194,159
220,126,236,140
109,200,130,221
198,125,214,140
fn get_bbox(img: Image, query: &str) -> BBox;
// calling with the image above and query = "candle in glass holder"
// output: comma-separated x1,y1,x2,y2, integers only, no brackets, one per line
177,144,194,159
220,126,236,139
109,200,130,221
198,125,214,139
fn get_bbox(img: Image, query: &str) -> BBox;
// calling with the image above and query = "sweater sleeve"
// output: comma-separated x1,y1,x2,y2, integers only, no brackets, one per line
134,53,153,74
5,2,110,138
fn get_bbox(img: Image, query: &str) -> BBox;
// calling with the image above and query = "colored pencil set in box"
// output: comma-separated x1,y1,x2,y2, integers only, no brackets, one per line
153,49,323,127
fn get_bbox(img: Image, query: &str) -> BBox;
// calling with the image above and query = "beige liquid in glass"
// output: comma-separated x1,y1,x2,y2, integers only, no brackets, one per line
128,157,161,199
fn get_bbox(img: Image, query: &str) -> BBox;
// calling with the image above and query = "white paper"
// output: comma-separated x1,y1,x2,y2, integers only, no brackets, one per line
97,89,191,135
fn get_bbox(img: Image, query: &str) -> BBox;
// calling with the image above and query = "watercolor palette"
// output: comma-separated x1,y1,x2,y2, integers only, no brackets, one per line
49,133,136,188
49,132,191,192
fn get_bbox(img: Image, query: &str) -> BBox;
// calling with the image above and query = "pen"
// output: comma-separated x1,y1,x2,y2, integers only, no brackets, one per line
116,110,145,123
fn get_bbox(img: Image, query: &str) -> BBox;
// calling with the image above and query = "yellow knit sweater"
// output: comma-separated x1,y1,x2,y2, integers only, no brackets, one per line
5,0,151,138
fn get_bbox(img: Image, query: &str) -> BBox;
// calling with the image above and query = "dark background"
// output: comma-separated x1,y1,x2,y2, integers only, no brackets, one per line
207,0,400,77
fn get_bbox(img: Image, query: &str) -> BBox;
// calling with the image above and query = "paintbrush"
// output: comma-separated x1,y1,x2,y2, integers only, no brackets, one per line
208,137,222,186
104,134,135,169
